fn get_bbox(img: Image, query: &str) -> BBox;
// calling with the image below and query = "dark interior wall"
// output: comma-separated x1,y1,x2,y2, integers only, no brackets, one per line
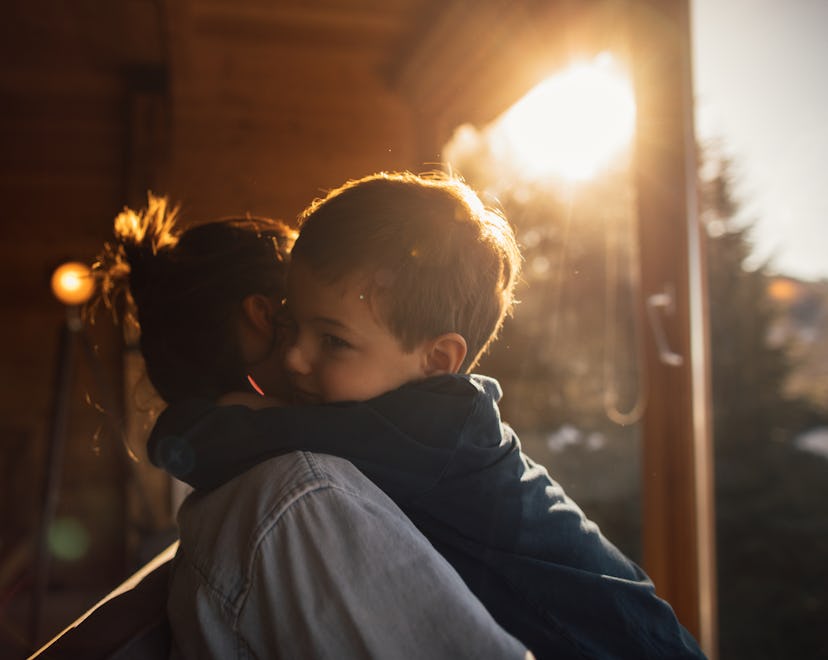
0,0,134,590
0,5,139,649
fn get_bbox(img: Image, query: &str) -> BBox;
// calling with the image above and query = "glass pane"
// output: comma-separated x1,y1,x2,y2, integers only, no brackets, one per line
693,3,828,658
442,55,644,563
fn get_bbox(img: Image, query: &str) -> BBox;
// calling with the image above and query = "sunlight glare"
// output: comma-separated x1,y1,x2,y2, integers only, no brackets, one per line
496,57,636,182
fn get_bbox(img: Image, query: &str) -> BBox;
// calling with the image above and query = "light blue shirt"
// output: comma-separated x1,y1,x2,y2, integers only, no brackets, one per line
168,450,530,659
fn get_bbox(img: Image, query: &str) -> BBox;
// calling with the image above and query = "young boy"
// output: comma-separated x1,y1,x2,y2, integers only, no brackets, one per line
150,172,705,659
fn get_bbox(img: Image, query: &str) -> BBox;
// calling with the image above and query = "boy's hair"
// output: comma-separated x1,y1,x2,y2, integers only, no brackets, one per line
93,193,296,403
292,171,521,372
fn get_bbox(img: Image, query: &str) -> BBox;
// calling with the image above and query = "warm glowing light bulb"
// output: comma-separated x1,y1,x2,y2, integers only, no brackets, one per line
767,278,799,302
496,56,636,181
51,261,95,306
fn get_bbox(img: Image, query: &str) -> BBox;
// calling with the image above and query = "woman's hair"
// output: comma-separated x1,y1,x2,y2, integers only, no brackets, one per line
93,194,296,403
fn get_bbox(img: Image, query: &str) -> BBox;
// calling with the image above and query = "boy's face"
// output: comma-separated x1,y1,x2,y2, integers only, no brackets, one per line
284,259,428,403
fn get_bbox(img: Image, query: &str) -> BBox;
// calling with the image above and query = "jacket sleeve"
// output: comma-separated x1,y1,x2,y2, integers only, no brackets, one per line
149,376,476,496
236,468,531,660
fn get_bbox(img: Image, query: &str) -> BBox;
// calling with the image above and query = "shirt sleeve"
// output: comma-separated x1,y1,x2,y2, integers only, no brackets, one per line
236,463,530,660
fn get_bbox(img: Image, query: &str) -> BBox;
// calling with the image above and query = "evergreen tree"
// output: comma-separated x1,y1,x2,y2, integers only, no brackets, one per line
699,150,828,660
699,154,799,458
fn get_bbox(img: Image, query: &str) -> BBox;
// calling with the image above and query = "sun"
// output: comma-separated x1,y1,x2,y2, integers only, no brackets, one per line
494,55,636,182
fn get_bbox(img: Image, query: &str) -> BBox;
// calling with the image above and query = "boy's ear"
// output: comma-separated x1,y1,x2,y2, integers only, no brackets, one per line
423,333,467,376
239,294,278,363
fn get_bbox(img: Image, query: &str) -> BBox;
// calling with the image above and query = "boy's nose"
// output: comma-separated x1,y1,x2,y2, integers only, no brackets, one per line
284,340,312,376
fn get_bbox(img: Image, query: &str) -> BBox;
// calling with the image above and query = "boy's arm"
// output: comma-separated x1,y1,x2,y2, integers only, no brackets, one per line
216,391,282,409
148,375,477,495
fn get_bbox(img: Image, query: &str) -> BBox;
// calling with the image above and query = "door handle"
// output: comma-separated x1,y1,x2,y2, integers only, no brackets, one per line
646,284,684,367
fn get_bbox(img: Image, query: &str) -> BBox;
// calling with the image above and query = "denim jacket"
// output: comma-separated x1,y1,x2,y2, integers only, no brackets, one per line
167,450,528,658
151,374,705,659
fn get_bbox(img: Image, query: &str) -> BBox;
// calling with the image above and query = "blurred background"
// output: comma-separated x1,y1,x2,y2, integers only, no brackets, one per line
1,1,825,659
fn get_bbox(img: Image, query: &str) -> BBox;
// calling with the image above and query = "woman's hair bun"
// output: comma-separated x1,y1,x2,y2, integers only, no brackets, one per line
92,193,180,324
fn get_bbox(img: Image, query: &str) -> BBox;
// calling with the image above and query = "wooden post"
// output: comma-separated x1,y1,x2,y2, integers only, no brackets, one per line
629,0,717,656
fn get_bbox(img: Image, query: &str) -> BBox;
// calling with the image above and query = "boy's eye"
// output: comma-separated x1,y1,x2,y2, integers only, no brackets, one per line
322,334,352,350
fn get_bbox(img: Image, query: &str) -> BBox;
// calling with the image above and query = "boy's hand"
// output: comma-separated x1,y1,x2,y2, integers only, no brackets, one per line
217,391,284,409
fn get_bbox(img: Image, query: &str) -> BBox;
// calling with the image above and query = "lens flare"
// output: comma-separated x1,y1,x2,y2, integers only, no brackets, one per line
48,517,91,561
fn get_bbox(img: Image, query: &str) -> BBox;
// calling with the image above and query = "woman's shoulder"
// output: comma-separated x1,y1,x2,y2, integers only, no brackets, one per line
183,451,400,523
175,451,412,587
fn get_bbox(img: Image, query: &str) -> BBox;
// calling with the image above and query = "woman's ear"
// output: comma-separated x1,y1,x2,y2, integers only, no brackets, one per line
239,294,279,363
242,294,277,333
423,333,468,375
